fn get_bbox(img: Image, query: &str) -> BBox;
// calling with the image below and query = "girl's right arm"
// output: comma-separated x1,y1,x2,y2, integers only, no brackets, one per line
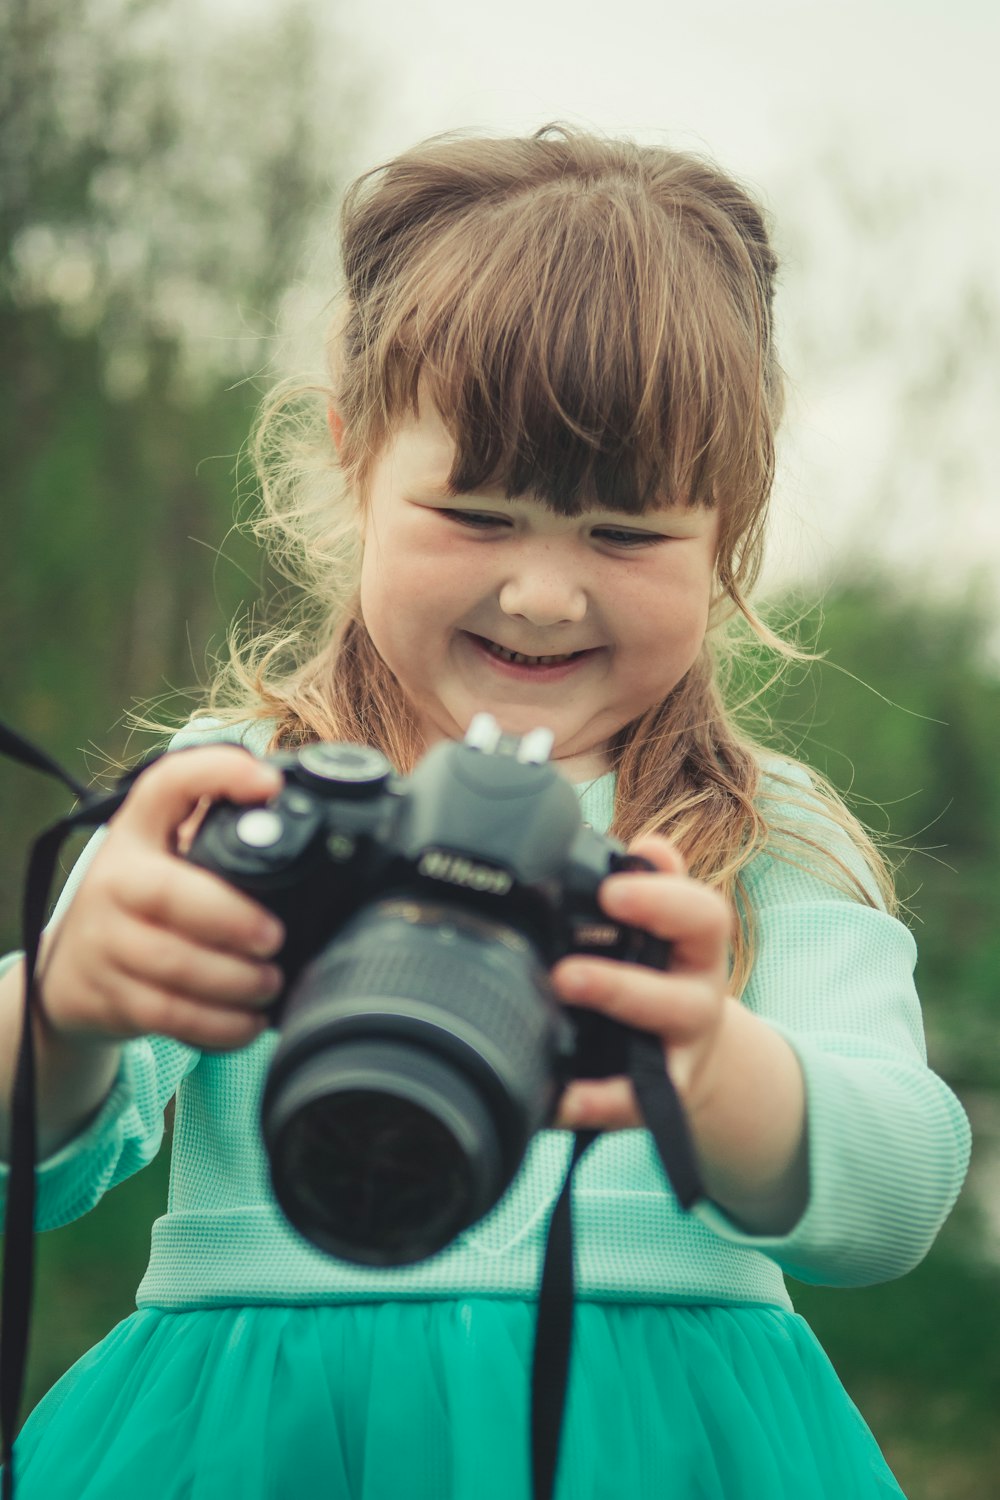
0,745,286,1162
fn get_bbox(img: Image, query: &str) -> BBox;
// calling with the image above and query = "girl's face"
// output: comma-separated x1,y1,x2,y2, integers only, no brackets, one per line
357,405,720,781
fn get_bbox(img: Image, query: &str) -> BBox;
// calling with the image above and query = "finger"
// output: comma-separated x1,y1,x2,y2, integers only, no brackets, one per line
96,978,273,1051
115,858,285,959
555,1077,640,1130
598,870,731,973
114,922,284,1008
553,955,718,1045
626,833,688,876
113,745,284,850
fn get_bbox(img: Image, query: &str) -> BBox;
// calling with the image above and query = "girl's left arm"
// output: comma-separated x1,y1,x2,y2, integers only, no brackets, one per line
551,834,972,1285
552,835,810,1234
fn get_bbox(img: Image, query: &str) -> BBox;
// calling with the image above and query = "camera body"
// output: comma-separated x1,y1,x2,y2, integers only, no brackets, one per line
188,715,668,1266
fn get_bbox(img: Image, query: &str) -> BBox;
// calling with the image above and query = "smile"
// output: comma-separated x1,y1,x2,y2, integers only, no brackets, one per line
482,640,582,666
463,633,598,681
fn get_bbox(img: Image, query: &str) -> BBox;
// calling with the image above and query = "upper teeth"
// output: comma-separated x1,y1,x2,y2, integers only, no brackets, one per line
487,641,575,666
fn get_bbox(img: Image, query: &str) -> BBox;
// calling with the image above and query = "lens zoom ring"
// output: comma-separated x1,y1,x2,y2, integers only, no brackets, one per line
317,943,549,1074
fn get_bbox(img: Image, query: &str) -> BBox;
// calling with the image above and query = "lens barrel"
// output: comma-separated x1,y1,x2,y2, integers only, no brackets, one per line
262,900,559,1264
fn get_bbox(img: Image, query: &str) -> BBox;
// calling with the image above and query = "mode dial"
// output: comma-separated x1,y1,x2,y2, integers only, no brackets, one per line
295,742,393,798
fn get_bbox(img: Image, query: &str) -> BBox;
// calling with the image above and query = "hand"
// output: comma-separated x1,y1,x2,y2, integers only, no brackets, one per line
551,834,732,1131
551,834,810,1232
38,746,288,1052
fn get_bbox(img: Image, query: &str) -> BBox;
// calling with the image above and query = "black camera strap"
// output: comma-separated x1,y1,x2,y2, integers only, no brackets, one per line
531,1032,702,1500
0,719,704,1500
0,720,160,1500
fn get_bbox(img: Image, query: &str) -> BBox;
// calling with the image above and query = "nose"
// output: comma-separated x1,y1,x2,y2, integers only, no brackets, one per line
497,547,588,627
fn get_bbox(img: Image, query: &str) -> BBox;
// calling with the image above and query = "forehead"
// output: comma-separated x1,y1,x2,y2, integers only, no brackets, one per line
374,401,708,519
381,402,454,486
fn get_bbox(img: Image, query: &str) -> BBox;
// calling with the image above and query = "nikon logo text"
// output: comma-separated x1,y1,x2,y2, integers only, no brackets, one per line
417,850,513,896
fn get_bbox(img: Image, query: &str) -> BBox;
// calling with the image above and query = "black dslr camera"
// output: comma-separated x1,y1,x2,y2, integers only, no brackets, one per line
188,714,668,1267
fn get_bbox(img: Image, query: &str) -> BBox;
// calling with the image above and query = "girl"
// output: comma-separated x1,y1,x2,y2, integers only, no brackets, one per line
0,126,971,1499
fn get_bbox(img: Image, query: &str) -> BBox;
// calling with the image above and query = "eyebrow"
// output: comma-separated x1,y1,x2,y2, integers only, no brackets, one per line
411,485,502,505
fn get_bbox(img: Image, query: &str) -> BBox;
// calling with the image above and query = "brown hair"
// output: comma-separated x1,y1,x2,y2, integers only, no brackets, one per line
206,125,893,987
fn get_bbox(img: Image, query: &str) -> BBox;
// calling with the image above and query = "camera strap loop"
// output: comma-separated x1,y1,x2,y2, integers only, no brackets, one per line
0,718,162,1500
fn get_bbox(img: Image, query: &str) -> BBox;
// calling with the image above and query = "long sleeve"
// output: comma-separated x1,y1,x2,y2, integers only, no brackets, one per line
0,821,201,1229
0,716,270,1230
6,1034,200,1230
691,774,971,1287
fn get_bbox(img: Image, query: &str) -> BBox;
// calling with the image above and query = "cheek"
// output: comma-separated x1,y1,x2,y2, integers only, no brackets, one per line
358,543,452,644
369,524,485,598
627,571,712,676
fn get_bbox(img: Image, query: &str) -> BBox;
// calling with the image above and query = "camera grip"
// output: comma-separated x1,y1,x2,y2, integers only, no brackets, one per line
607,851,672,972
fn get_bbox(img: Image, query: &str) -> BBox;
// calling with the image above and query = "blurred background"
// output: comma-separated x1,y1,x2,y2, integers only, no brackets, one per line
1,0,997,1494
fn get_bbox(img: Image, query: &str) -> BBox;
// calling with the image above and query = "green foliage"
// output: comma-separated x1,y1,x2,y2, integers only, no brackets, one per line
794,1226,1000,1500
0,0,363,937
738,587,1000,1090
0,311,270,941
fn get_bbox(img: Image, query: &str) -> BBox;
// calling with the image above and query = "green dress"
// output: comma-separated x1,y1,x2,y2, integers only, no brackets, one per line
11,1300,908,1498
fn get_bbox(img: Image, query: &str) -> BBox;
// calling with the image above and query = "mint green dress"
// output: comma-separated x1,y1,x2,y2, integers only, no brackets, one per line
1,723,970,1498
12,1301,909,1498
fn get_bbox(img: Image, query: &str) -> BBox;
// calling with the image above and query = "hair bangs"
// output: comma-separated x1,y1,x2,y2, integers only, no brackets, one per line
360,180,767,518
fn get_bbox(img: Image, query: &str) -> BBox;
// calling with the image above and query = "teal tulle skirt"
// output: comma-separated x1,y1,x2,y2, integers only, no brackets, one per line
11,1300,905,1499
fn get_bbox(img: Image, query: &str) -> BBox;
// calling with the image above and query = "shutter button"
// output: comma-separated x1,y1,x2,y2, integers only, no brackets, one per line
235,809,285,849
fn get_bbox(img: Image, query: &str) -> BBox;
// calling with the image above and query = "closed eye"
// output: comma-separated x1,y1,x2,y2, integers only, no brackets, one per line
441,509,511,530
592,527,667,549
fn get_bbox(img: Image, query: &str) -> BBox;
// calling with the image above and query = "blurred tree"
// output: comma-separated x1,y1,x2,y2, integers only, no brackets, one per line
1,0,360,386
0,0,368,935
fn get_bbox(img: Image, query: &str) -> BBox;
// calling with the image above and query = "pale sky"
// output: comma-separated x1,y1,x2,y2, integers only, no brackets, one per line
341,0,998,189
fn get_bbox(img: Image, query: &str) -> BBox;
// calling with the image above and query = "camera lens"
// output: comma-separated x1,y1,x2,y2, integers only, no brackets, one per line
265,1043,500,1264
261,900,558,1265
